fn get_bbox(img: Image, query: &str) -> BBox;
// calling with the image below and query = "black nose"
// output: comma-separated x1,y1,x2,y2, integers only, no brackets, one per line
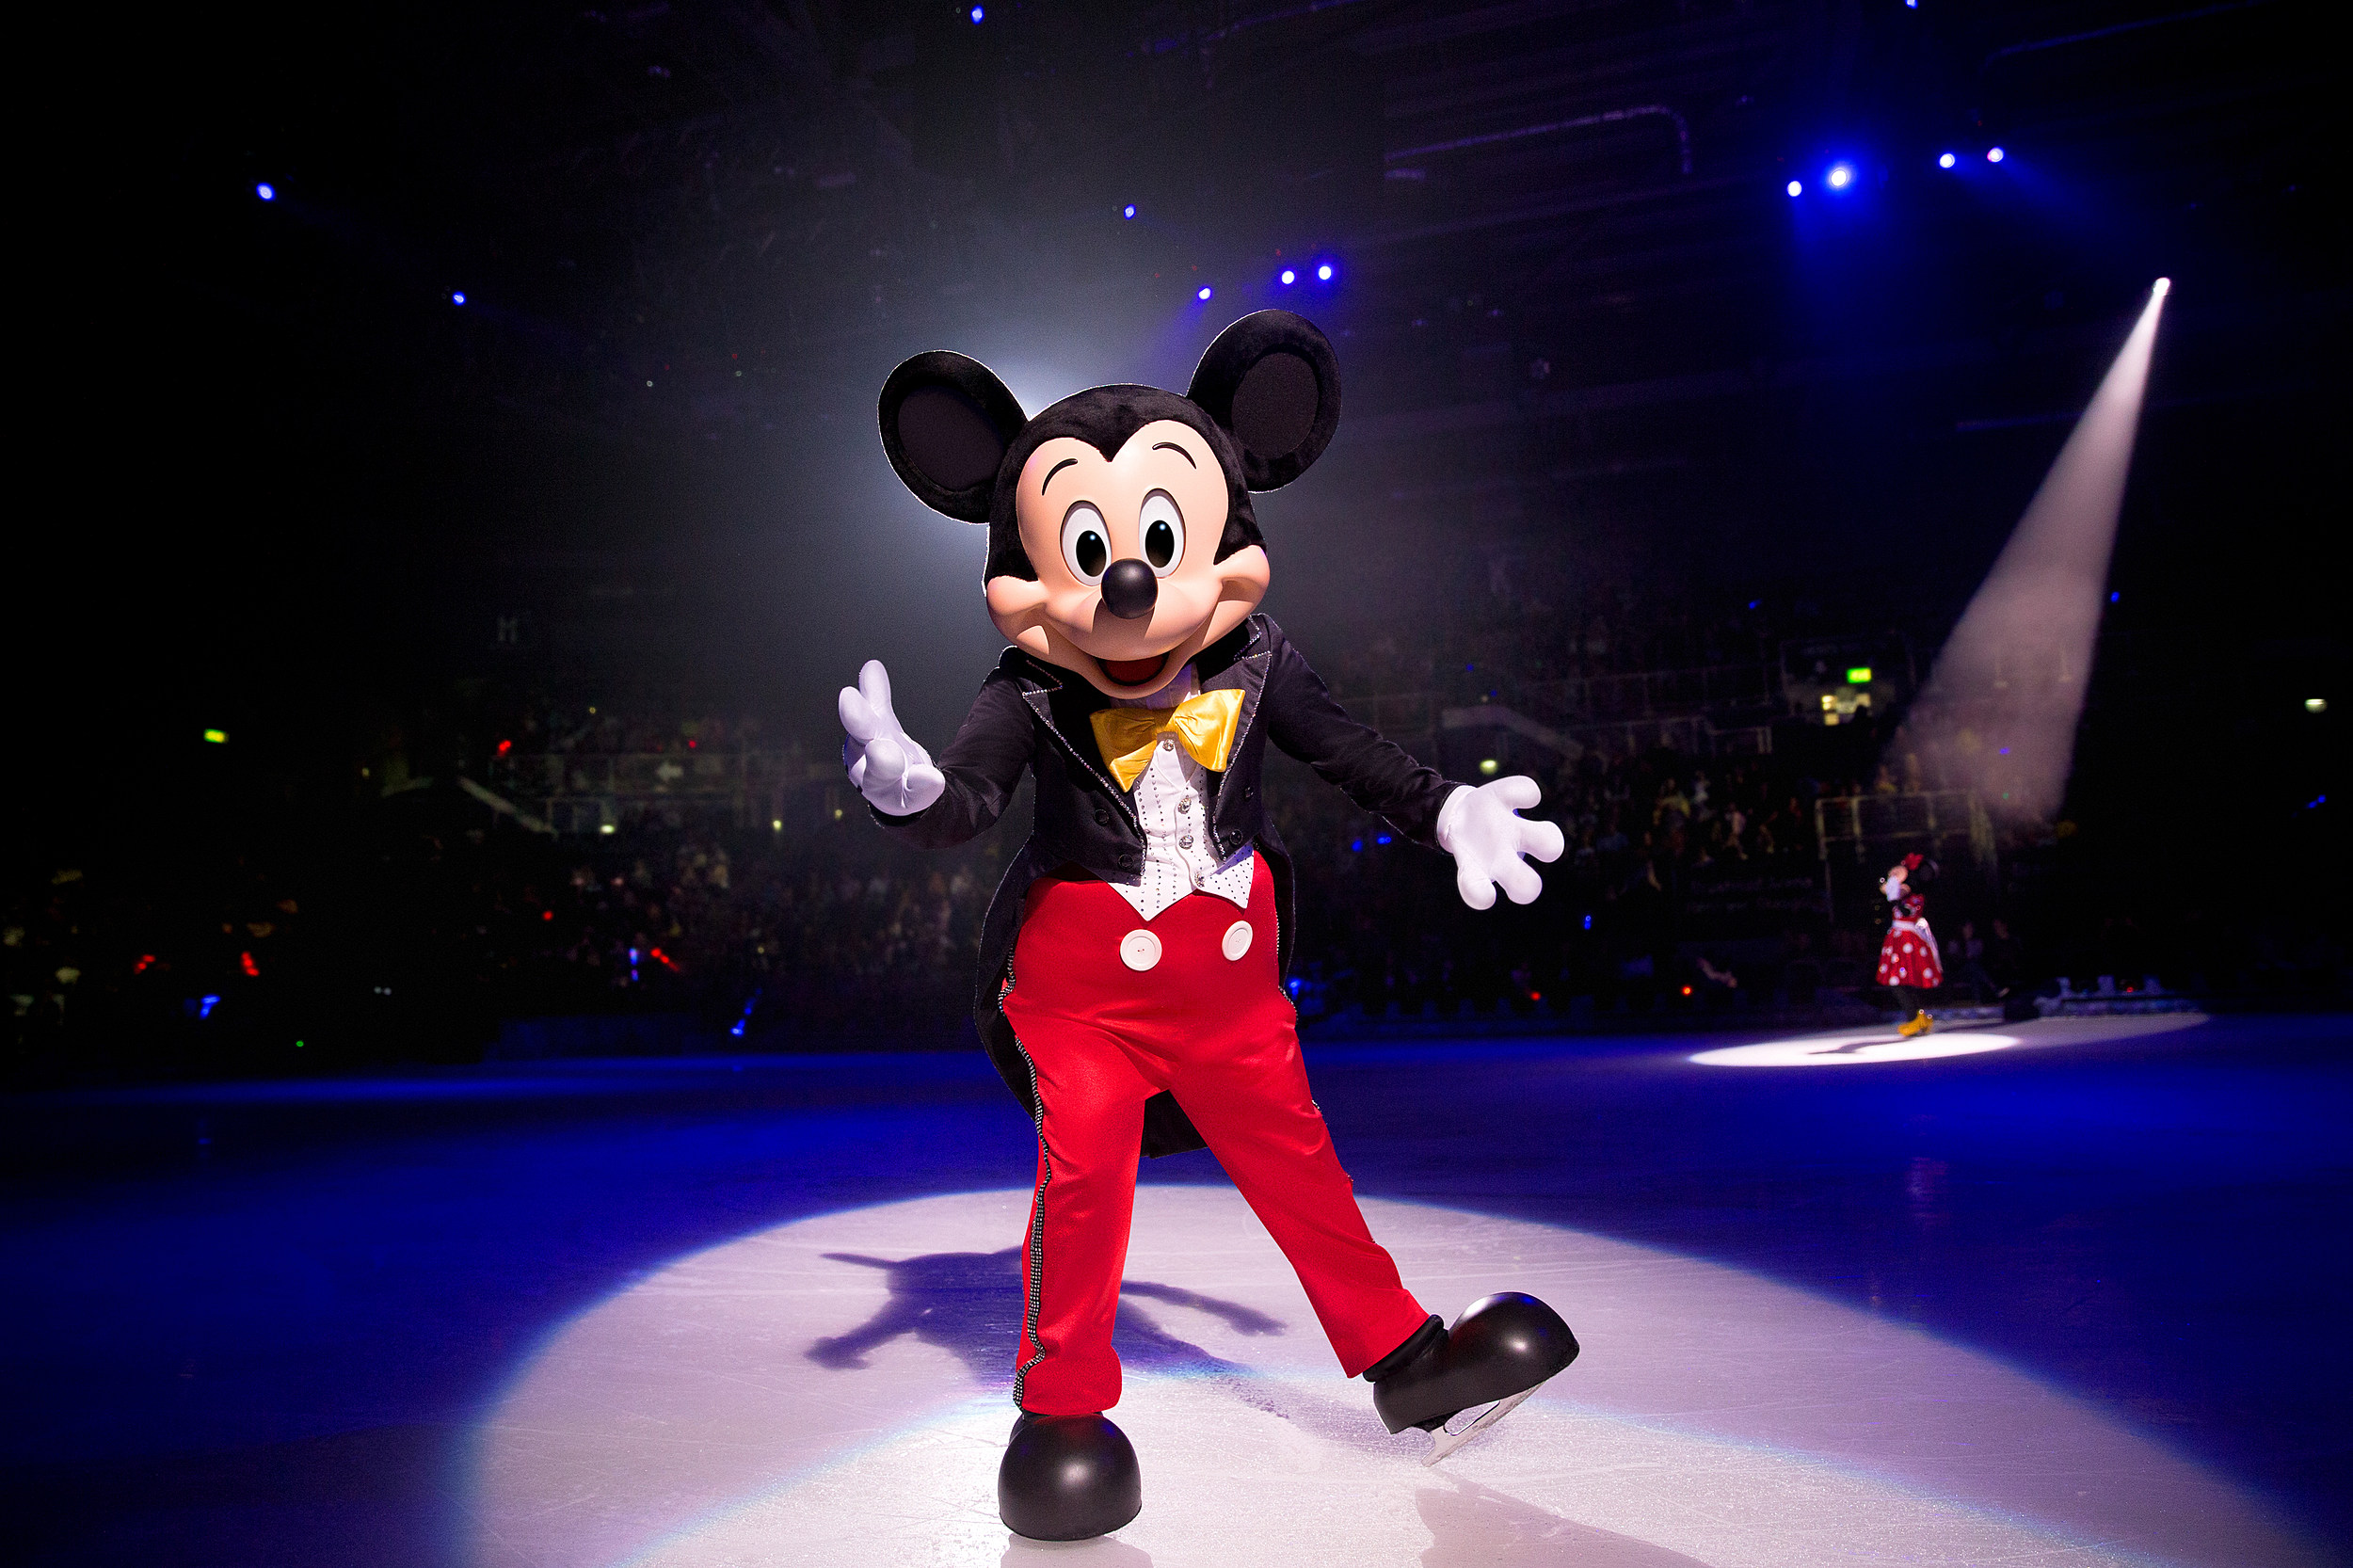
1099,559,1159,620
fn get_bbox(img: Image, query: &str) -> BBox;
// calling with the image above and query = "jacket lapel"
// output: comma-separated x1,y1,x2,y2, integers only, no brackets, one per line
1200,619,1272,755
1012,654,1142,831
1197,618,1271,814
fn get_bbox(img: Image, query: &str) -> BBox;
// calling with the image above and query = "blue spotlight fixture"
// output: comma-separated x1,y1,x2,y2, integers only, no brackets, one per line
969,5,984,21
1938,152,1957,169
1986,146,2006,163
255,182,275,201
1121,203,1136,219
1279,268,1295,286
1827,162,1854,190
1316,263,1333,281
1785,179,1802,198
452,291,467,306
1196,285,1213,301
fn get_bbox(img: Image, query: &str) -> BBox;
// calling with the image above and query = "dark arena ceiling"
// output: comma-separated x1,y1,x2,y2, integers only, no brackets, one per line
170,1,2326,425
60,0,2339,756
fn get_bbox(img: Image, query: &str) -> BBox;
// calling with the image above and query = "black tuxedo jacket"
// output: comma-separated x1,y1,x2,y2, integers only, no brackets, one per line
879,613,1457,1156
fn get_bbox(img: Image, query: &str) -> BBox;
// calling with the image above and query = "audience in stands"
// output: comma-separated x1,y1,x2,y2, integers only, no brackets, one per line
8,593,2340,1080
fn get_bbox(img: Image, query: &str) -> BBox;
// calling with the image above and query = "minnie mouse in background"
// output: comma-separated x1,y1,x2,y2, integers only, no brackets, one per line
1876,852,1944,1037
840,311,1579,1541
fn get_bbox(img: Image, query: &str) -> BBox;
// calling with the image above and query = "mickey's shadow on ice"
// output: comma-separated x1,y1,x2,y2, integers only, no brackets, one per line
807,1247,1284,1380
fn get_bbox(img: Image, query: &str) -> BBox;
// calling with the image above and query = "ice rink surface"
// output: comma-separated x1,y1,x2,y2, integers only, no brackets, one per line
475,1181,2314,1568
8,1013,2347,1566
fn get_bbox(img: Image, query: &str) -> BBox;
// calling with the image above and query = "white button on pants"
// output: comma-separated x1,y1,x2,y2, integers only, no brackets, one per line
1120,930,1163,971
1222,920,1253,961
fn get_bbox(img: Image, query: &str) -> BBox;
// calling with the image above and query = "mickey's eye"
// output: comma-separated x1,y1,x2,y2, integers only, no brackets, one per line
1140,490,1185,577
1060,503,1110,584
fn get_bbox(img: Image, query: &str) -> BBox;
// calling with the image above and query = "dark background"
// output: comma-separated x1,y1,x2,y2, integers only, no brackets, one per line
9,0,2343,1071
3,11,2346,1562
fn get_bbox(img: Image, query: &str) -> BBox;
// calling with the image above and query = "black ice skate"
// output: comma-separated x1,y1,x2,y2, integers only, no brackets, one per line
997,1412,1143,1541
1365,1293,1579,1465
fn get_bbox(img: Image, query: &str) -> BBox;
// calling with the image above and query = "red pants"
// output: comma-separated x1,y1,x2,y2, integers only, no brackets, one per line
1000,857,1429,1416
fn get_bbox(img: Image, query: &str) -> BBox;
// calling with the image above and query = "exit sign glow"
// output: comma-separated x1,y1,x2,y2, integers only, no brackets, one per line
1845,667,1873,685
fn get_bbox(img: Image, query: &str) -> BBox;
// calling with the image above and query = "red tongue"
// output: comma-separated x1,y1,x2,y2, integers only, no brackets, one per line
1100,653,1166,685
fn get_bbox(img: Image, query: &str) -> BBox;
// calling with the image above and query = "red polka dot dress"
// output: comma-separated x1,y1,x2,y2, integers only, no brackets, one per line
1875,889,1944,988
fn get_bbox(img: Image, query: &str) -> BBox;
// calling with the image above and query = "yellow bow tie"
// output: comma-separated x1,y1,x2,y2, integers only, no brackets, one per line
1090,688,1244,791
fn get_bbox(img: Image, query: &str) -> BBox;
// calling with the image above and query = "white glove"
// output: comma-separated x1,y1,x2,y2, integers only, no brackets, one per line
1435,776,1565,910
839,660,945,817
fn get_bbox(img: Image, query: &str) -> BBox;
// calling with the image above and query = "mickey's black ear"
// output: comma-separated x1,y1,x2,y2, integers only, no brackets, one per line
879,351,1028,522
1187,310,1340,490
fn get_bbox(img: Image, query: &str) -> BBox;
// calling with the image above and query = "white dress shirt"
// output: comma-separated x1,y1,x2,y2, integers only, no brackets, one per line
1107,666,1255,921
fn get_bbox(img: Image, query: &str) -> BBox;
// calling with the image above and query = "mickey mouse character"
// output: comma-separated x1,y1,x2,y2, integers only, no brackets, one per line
1876,853,1944,1037
842,310,1578,1541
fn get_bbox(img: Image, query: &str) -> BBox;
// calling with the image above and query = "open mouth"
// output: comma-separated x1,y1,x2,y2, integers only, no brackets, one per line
1096,650,1171,687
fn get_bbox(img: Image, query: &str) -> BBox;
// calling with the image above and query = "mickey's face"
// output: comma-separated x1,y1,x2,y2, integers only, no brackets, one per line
984,420,1269,698
877,310,1340,698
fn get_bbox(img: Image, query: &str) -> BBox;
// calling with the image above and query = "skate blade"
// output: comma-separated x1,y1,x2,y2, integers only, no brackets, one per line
1421,1386,1536,1466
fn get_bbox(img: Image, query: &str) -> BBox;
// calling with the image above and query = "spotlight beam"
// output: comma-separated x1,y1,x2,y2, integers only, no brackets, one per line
1907,280,2170,822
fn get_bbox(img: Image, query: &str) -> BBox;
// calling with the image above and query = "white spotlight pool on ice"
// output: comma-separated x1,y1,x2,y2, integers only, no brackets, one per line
468,1187,2311,1568
1690,1028,2023,1067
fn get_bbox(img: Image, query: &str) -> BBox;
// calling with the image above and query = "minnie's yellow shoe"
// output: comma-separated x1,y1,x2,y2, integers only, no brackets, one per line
1897,1011,1934,1039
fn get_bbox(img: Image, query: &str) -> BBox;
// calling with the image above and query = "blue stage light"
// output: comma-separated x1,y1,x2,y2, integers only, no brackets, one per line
1197,286,1212,301
1987,146,2006,163
1827,163,1854,190
255,183,275,201
1938,152,1957,169
1279,269,1295,285
969,5,984,21
452,291,467,306
1316,263,1333,280
1122,203,1136,219
1786,179,1802,198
